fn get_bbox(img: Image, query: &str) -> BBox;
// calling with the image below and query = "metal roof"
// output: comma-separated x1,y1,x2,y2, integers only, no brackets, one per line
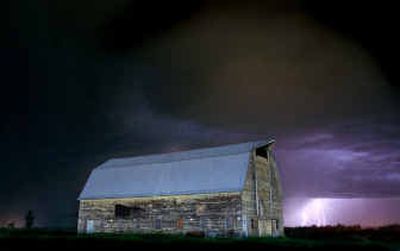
78,139,273,200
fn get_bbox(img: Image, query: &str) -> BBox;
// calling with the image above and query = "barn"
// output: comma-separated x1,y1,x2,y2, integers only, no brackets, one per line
77,139,284,237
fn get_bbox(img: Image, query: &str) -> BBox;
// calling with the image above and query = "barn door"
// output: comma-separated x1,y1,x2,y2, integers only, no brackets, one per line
271,219,278,236
258,219,268,236
86,220,94,233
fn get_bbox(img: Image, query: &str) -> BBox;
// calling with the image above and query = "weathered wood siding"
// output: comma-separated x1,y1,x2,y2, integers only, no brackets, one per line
241,154,258,236
78,192,243,236
267,150,284,235
241,147,284,237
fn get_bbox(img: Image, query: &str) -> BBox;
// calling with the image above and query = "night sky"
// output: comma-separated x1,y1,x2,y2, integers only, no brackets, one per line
2,0,399,228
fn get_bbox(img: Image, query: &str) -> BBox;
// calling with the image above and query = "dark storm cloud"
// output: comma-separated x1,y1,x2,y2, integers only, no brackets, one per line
277,115,400,197
98,0,203,52
301,0,399,86
131,3,392,131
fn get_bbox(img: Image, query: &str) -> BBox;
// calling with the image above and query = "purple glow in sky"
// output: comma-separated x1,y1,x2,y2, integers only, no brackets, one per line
275,120,400,198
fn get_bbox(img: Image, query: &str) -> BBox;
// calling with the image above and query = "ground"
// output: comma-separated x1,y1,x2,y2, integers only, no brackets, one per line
0,226,399,251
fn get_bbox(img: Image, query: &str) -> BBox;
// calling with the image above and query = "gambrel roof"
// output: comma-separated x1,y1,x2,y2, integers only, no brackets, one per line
78,139,274,200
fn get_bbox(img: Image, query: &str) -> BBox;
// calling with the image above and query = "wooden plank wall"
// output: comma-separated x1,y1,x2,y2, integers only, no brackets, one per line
78,192,243,236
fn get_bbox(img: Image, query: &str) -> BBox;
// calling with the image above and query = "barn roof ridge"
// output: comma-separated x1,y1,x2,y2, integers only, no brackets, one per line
99,152,248,170
99,139,274,169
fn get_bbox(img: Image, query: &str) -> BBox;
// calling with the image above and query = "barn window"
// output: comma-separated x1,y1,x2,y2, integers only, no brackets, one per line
115,204,131,218
176,217,184,229
256,147,268,159
226,216,234,229
251,218,258,229
155,219,161,229
271,219,279,235
115,205,146,218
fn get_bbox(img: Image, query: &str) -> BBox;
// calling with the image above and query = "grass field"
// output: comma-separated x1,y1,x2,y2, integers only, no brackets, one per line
0,226,399,251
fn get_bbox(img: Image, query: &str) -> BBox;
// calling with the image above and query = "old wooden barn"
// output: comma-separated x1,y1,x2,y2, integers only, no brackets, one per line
78,140,284,237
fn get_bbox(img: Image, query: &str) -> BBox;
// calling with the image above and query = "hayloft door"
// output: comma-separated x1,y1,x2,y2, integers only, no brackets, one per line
86,220,94,233
271,219,278,237
258,219,268,236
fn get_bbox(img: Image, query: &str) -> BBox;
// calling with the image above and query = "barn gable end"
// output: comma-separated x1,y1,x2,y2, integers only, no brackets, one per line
241,143,284,237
